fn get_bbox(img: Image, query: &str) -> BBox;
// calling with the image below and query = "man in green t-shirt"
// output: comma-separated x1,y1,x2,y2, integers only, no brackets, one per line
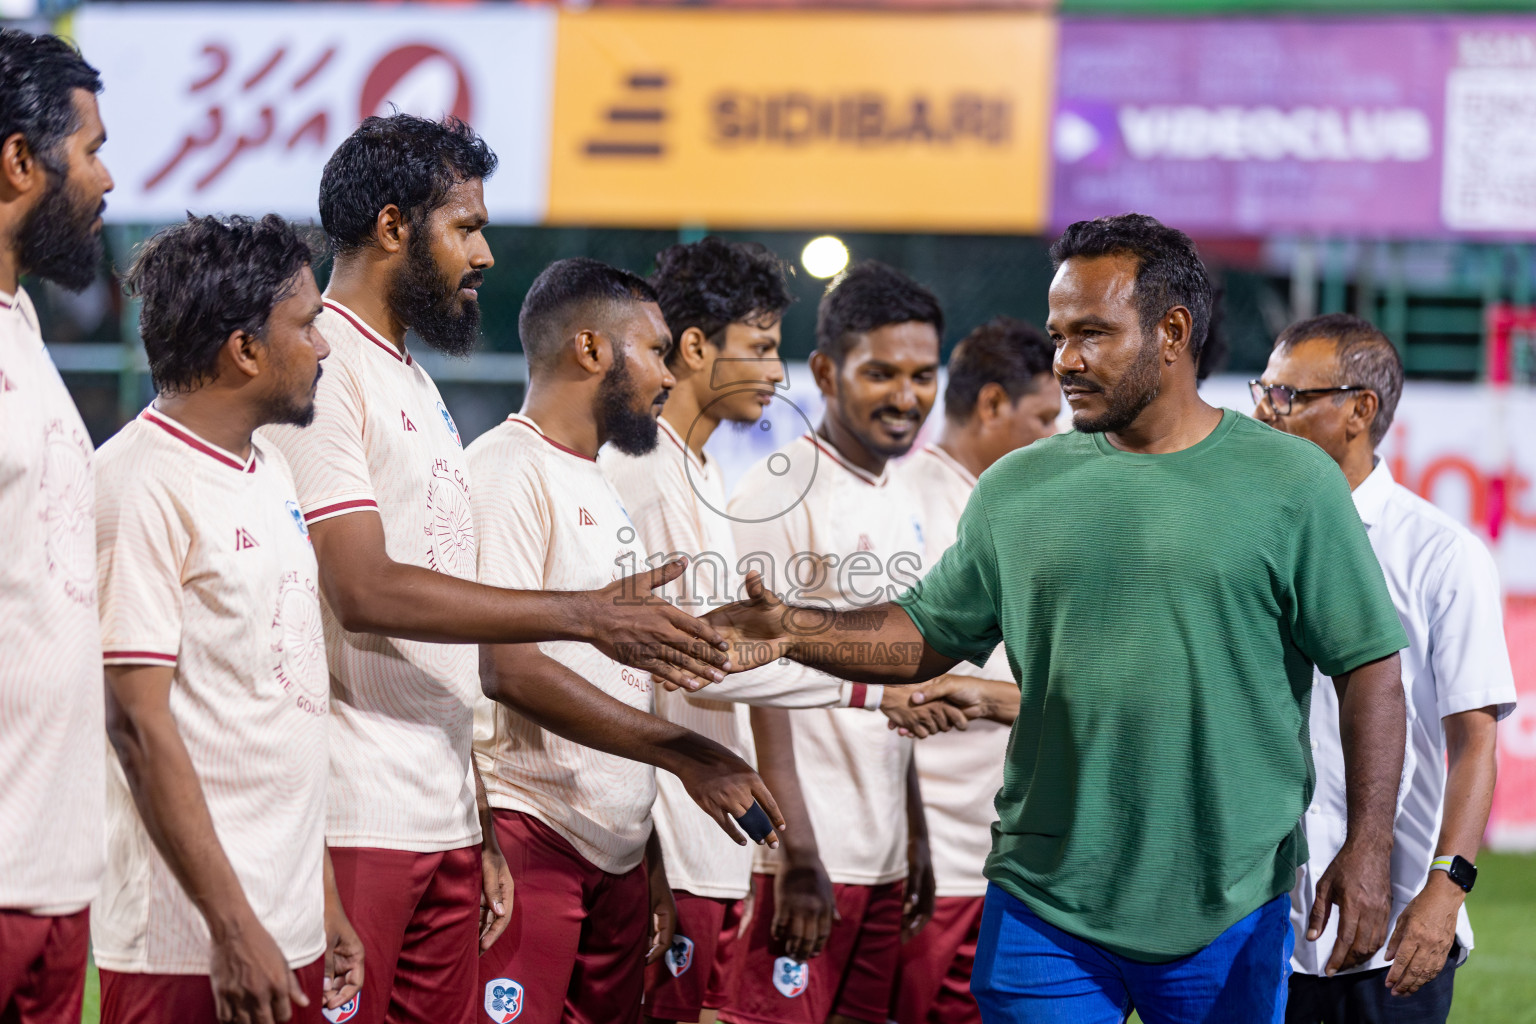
700,214,1409,1024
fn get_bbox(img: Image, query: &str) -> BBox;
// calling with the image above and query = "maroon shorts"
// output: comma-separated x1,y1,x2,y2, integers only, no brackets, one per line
329,844,481,1024
479,810,648,1024
99,957,325,1024
643,892,742,1022
0,907,89,1024
892,896,985,1024
719,873,904,1024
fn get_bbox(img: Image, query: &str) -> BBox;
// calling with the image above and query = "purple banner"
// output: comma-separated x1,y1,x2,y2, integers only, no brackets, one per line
1051,17,1536,237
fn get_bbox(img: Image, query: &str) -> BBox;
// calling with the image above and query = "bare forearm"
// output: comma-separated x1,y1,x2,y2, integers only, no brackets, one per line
1335,653,1406,849
323,558,597,645
1438,708,1499,861
484,646,726,776
905,756,929,846
750,707,818,858
107,708,254,937
779,603,954,685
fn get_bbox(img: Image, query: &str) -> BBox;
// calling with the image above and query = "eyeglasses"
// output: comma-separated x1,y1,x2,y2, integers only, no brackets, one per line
1248,381,1367,415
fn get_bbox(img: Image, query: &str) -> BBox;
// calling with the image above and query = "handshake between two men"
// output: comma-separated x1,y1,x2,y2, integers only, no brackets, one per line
629,564,1017,737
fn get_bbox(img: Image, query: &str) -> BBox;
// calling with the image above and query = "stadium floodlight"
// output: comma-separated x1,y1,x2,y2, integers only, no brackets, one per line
801,236,849,279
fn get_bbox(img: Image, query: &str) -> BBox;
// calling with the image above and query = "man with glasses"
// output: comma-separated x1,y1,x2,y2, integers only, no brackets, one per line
1254,313,1516,1024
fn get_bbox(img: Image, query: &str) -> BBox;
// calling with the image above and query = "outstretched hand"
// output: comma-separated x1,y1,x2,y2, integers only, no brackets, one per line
687,571,793,686
591,558,733,692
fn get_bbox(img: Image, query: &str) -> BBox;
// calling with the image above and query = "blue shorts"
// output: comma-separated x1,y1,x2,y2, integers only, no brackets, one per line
972,884,1292,1024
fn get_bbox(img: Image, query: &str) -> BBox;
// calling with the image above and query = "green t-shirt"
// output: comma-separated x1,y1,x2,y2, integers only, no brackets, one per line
897,409,1407,961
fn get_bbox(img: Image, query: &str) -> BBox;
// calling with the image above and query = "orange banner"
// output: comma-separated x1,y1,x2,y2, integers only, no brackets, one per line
547,10,1054,231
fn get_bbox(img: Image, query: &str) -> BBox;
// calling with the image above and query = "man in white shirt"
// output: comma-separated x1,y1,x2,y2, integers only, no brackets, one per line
95,214,364,1024
891,317,1059,1024
601,238,880,1024
1253,313,1518,1024
0,29,113,1024
262,118,733,1024
470,257,784,1024
719,262,941,1024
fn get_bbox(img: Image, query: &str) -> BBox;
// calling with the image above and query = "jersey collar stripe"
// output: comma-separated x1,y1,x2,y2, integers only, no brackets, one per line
304,498,379,523
323,299,414,366
659,418,705,472
802,433,885,487
924,445,978,488
141,409,257,473
103,650,178,664
505,414,597,463
0,296,11,310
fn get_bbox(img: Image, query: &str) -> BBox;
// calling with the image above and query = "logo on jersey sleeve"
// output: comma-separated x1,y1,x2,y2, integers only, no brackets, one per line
484,978,523,1022
234,527,260,550
438,401,461,447
771,956,809,998
578,507,597,526
321,995,359,1023
664,935,694,978
286,500,310,539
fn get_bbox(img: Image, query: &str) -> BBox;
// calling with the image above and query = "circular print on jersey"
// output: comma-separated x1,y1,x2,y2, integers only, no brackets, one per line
41,420,94,606
424,462,476,579
271,573,327,712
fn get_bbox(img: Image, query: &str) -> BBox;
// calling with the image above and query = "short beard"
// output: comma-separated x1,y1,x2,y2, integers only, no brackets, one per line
1066,333,1162,434
260,366,323,429
386,227,481,357
597,348,661,456
16,167,103,293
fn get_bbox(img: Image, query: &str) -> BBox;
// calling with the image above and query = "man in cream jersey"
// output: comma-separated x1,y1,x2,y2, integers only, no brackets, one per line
600,238,883,1024
471,258,784,1024
95,215,363,1023
263,116,733,1024
1254,313,1517,1024
719,262,942,1024
0,27,112,1024
893,317,1060,1024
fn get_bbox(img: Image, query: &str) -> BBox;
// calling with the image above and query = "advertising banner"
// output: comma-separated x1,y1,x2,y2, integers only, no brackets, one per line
71,3,555,224
546,10,1054,232
1052,17,1536,236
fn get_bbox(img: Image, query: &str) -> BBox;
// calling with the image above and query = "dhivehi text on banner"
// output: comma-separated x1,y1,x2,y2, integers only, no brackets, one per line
1052,17,1536,236
546,10,1055,232
69,3,555,224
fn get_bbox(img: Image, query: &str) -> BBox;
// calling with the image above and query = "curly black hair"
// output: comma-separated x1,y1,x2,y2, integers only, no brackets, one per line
319,114,497,255
1049,213,1213,362
125,214,317,394
649,237,794,365
816,260,943,365
0,28,101,175
518,257,658,369
944,316,1054,421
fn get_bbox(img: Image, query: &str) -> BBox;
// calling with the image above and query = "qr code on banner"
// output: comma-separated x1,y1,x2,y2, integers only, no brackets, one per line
1441,67,1536,230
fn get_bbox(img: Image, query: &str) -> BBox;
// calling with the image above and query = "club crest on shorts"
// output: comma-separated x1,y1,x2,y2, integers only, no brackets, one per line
438,401,461,447
665,934,695,977
321,994,359,1023
484,978,523,1022
772,956,809,998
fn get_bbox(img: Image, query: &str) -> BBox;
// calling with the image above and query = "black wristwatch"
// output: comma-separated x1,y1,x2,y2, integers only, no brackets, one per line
1430,855,1477,893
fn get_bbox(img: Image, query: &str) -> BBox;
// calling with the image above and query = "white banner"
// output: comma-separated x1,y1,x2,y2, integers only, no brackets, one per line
71,3,555,224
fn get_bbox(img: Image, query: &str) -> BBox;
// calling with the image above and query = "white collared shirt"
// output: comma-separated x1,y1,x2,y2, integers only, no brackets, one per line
1291,460,1517,975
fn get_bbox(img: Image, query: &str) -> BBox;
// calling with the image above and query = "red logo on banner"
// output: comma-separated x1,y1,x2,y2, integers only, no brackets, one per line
360,44,473,124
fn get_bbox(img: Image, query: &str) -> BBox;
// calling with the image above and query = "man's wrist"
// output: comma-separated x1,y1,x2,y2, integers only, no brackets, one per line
1423,868,1469,903
204,901,259,945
